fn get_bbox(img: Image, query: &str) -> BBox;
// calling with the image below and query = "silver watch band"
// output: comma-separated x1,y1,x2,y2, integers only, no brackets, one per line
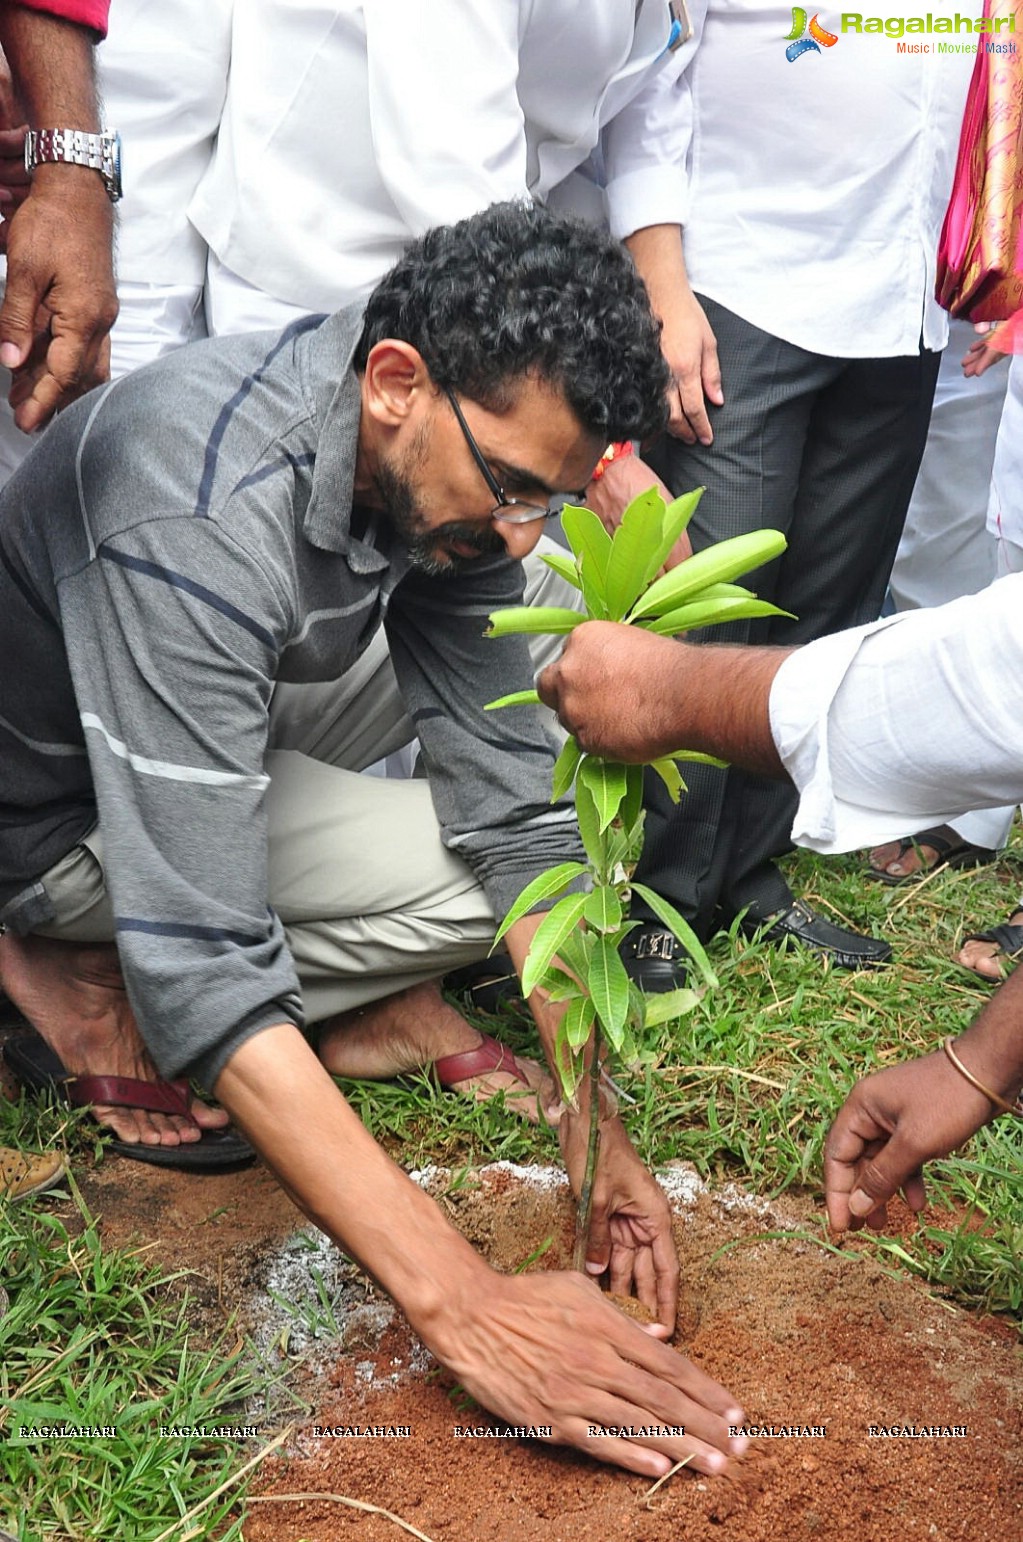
24,127,122,202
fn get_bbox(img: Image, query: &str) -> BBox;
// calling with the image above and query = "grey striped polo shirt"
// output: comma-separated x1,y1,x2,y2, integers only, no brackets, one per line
0,307,579,1088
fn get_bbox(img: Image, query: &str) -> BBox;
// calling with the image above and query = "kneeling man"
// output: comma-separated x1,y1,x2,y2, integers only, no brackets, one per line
0,203,745,1478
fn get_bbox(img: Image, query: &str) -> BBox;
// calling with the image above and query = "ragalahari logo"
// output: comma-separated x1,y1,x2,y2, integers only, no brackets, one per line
785,7,840,58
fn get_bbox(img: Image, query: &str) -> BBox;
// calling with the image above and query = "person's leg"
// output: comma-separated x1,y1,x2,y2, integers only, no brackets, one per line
636,302,834,943
888,321,1004,611
266,750,551,1119
0,836,230,1148
720,343,943,924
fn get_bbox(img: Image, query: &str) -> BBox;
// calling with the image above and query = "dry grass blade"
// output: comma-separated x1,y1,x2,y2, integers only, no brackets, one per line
246,1491,438,1542
150,1425,294,1542
641,1453,694,1500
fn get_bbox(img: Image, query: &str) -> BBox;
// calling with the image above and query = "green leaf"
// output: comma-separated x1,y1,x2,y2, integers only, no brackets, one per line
668,749,729,769
551,734,583,803
626,530,787,621
644,987,701,1026
521,891,589,995
484,688,541,710
603,486,668,620
641,487,705,585
554,1018,587,1103
493,861,587,944
561,503,612,618
543,966,585,1004
577,756,627,832
561,503,612,584
639,597,793,637
563,994,597,1050
630,881,719,989
540,550,584,589
573,772,602,864
583,884,623,932
686,581,756,601
555,925,594,983
589,933,631,1041
486,606,585,637
620,764,645,833
649,756,686,803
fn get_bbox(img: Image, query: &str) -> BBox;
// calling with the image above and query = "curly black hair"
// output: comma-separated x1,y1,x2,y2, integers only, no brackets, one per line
354,200,669,442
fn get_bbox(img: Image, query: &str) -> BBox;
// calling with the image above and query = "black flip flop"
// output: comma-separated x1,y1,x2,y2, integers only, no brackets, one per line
2,1031,256,1173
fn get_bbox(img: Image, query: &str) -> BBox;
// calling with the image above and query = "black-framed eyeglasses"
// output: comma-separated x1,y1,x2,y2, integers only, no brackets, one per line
443,387,559,526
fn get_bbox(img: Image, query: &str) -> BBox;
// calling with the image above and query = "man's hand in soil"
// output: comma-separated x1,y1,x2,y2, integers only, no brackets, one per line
825,967,1023,1231
583,453,692,570
537,622,788,772
823,1053,992,1232
216,1025,747,1481
504,914,681,1326
558,1100,679,1332
442,1269,748,1478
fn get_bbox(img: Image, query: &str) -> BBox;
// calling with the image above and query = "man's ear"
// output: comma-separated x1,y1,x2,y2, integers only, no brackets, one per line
362,340,434,428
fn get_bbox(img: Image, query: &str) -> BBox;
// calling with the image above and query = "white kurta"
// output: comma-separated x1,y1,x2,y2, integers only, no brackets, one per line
770,574,1023,852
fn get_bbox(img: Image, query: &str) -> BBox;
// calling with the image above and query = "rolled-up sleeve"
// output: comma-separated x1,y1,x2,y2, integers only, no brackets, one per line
769,576,1023,853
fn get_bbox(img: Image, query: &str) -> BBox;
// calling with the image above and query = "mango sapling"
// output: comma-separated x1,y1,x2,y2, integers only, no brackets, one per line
486,486,788,1270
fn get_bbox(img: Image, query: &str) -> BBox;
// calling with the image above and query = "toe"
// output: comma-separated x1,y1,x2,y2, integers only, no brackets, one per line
955,941,1004,981
188,1098,230,1130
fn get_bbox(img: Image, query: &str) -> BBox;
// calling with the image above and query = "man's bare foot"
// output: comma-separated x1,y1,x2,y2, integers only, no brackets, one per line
0,932,229,1148
317,981,555,1124
868,825,995,883
868,835,945,882
956,909,1023,983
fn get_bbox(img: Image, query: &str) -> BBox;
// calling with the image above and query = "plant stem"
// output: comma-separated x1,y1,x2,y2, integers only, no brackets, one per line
572,1017,603,1273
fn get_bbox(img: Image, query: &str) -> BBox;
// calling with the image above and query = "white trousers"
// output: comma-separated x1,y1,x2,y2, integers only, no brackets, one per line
888,320,1015,853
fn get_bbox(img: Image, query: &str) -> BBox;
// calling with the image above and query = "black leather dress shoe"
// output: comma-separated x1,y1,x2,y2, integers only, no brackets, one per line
741,900,891,969
620,922,690,992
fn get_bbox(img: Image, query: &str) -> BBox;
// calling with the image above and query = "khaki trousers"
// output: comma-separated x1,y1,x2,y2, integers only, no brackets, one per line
33,546,575,1023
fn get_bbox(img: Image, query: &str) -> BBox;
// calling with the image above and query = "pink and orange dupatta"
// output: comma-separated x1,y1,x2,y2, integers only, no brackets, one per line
936,0,1023,346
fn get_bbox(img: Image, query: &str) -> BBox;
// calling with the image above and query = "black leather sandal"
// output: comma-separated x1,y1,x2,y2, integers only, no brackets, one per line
867,824,997,886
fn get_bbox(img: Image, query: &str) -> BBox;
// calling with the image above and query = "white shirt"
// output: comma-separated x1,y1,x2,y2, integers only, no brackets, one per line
102,0,233,286
679,1,976,355
189,0,694,314
769,575,1023,852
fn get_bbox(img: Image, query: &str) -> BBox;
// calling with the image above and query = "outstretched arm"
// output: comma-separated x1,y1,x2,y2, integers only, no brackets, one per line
537,620,788,772
0,4,117,428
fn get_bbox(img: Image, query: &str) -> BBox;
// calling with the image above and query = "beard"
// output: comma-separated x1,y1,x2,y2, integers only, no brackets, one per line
375,436,506,578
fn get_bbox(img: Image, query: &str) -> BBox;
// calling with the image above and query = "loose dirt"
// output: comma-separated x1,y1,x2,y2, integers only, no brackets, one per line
69,1154,1022,1542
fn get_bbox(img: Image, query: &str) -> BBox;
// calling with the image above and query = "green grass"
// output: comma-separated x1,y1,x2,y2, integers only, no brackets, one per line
0,1176,270,1542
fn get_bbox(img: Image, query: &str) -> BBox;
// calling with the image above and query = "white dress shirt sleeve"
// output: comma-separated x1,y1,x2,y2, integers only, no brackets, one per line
769,575,1023,853
602,11,705,240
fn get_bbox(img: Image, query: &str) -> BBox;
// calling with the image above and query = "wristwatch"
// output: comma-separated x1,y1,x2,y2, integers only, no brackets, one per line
24,128,122,202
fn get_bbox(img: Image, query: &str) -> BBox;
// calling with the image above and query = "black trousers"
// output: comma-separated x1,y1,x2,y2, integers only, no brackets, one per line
637,297,942,936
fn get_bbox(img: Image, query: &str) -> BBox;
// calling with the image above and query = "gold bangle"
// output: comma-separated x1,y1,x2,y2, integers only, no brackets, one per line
942,1037,1023,1118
